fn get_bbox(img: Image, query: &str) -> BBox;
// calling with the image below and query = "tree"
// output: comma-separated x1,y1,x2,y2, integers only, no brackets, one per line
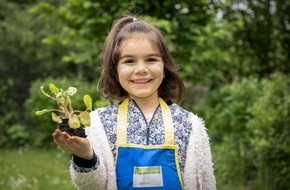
211,0,290,77
205,73,290,189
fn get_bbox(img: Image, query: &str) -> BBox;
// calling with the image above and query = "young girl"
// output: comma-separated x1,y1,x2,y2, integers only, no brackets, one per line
53,15,216,190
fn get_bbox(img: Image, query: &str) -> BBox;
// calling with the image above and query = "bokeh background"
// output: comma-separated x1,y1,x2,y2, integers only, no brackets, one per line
1,0,289,189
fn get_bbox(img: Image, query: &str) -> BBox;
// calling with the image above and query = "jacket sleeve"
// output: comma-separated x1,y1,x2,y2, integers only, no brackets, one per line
183,113,216,190
70,110,117,190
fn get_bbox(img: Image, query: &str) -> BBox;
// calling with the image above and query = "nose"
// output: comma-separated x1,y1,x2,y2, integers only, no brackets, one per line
134,61,148,74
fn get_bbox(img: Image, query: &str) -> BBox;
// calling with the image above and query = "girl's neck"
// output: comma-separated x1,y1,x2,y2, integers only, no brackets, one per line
131,96,159,116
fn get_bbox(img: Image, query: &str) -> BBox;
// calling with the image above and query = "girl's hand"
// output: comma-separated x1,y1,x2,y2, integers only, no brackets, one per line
52,129,94,160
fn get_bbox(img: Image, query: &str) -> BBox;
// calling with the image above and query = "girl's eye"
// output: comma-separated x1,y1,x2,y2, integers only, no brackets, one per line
147,58,157,62
124,59,134,64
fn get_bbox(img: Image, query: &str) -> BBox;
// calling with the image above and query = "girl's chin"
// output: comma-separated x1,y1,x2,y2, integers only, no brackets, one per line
128,92,158,99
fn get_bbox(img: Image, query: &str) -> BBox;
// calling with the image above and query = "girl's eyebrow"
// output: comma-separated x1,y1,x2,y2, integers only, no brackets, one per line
119,53,161,60
148,53,161,57
119,55,133,60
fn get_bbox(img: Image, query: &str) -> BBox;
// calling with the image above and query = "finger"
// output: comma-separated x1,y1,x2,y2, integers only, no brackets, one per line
61,131,70,140
55,129,61,133
52,129,62,138
70,136,84,144
53,132,69,145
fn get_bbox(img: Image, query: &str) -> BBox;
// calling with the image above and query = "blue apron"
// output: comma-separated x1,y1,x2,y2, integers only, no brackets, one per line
115,98,183,190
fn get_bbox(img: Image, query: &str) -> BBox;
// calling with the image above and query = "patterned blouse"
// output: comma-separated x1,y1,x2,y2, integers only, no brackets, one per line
98,99,193,172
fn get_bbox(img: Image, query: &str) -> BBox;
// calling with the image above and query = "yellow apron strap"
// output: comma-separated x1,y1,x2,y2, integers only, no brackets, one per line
159,98,175,145
117,98,129,145
117,98,174,145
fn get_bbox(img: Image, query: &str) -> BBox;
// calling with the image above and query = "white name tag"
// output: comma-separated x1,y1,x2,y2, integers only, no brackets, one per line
133,166,163,188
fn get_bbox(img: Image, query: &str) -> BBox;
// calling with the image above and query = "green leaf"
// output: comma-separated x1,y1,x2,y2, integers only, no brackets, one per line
51,112,62,123
67,86,77,96
66,96,71,104
80,112,90,126
83,94,92,110
35,109,50,115
56,92,62,99
40,86,51,98
49,83,59,95
68,114,80,129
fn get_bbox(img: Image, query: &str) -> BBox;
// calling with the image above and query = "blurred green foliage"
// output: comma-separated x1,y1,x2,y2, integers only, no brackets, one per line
1,0,289,189
204,73,290,189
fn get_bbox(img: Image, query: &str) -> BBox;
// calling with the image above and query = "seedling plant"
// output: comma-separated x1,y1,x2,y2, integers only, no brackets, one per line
35,83,92,137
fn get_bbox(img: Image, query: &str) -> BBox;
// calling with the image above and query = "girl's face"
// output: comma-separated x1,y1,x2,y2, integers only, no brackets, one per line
117,37,164,102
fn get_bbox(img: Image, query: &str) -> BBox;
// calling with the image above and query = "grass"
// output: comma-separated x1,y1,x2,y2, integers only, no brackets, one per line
0,147,256,190
0,147,76,190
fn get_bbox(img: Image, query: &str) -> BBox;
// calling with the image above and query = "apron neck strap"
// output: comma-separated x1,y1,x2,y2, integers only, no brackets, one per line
117,98,174,145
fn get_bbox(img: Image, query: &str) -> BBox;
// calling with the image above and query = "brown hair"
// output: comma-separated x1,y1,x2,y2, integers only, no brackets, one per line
99,15,185,104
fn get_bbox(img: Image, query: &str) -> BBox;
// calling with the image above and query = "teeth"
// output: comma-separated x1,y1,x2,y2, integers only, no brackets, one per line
133,80,149,83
